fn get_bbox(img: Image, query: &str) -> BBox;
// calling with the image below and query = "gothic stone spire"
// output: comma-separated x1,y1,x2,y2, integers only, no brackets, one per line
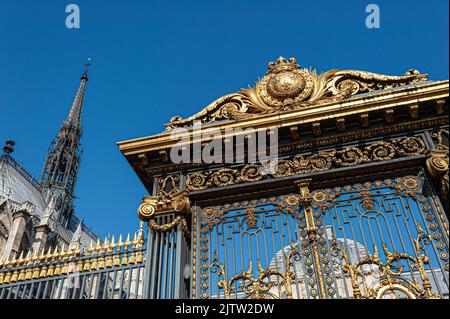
63,59,90,130
39,65,90,226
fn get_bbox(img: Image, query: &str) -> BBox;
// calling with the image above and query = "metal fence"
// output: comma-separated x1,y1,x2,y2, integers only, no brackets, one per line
0,236,146,299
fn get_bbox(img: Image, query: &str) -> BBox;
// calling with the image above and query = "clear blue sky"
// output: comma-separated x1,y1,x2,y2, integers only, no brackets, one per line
1,0,448,238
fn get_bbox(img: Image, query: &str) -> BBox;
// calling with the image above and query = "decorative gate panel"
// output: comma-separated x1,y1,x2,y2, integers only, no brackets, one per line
194,174,449,299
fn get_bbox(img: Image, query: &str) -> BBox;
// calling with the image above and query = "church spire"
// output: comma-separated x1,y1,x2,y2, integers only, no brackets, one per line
63,58,90,130
39,61,91,227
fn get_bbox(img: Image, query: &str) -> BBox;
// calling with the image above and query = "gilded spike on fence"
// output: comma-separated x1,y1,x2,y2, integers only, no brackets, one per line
45,247,53,260
88,239,94,254
0,256,8,268
72,246,78,257
52,246,59,260
17,251,25,266
91,241,100,270
64,247,72,258
74,243,81,257
132,232,138,247
0,272,5,284
102,236,109,252
31,249,39,263
10,251,17,264
109,235,116,252
95,238,101,252
117,235,123,250
59,246,66,259
124,233,131,248
39,248,47,261
137,221,144,246
3,256,11,268
25,251,32,264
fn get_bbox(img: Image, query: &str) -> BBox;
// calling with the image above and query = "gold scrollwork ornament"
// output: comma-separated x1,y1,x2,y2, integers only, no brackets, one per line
137,196,157,221
426,149,449,210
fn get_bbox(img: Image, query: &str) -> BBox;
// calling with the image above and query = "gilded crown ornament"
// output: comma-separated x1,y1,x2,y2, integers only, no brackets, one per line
259,57,314,107
166,56,428,129
267,56,299,72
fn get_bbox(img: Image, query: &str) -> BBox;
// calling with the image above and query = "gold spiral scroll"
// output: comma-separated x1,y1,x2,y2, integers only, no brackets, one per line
426,148,449,213
137,196,158,221
137,186,192,238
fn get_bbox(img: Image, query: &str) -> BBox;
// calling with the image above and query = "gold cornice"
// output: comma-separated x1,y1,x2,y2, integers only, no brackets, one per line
117,80,448,156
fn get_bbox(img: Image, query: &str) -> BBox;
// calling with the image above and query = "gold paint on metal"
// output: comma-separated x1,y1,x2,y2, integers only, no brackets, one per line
210,241,300,299
330,225,440,299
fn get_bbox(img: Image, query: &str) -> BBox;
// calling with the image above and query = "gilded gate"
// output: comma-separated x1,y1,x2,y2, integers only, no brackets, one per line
122,56,449,300
194,174,448,299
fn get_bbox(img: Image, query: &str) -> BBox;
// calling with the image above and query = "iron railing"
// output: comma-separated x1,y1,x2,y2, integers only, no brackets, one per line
0,236,146,299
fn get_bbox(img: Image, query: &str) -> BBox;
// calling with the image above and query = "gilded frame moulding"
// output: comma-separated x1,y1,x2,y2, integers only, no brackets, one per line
186,136,427,191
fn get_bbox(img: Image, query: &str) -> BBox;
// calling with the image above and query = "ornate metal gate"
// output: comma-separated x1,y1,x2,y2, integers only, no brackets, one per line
193,174,449,299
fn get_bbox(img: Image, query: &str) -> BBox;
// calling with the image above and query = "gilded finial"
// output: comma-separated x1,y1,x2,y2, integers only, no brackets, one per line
137,221,145,246
110,235,116,251
95,238,101,252
117,234,123,250
88,239,94,254
132,232,139,248
52,246,59,259
102,236,109,252
58,245,66,259
31,250,39,262
25,251,32,264
45,247,53,260
17,251,24,265
124,233,131,248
